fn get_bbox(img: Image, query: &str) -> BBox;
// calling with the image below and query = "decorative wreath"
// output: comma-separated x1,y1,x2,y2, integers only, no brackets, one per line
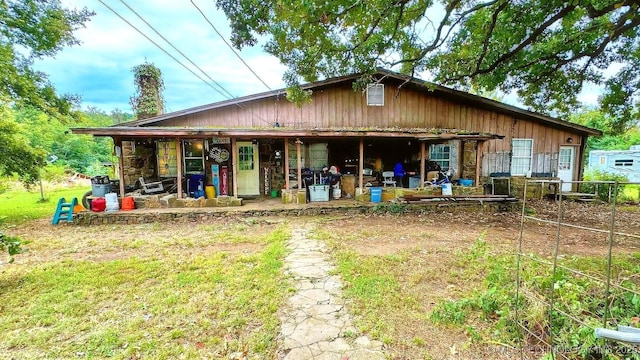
209,147,230,162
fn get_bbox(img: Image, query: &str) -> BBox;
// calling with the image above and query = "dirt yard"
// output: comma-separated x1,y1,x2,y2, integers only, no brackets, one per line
4,200,639,359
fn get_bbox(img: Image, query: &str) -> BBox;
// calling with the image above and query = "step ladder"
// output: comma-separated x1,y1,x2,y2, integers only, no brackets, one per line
52,197,78,225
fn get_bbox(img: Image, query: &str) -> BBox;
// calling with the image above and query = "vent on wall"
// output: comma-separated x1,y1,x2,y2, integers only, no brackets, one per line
366,83,384,106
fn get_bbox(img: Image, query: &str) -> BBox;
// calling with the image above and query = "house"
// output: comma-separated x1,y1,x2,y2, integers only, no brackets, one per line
588,146,640,182
72,69,601,200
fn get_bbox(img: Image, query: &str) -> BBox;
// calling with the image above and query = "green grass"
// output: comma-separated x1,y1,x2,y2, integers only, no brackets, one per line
0,223,290,359
0,184,90,225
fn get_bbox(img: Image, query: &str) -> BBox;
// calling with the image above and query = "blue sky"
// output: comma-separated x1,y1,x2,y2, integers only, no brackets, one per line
34,0,287,114
34,0,604,115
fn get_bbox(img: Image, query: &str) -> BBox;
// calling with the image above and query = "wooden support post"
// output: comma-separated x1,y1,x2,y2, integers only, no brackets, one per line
176,138,183,198
475,140,483,188
231,138,238,197
296,139,302,188
359,138,364,189
420,141,426,186
284,138,290,190
114,137,125,198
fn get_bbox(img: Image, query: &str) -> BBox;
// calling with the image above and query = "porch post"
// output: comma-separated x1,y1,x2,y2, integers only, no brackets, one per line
284,138,290,190
231,138,238,197
420,141,426,186
358,138,364,189
176,138,183,198
475,140,484,188
296,139,302,188
114,137,125,198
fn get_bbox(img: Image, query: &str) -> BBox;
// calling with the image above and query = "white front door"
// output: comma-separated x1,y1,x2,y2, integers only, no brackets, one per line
558,146,575,192
237,142,260,196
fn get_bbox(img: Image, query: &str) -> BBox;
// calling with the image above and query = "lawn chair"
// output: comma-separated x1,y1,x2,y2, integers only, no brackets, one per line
382,171,396,187
139,177,164,194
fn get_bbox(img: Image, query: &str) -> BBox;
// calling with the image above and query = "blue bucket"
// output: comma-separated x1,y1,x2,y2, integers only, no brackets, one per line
370,187,382,203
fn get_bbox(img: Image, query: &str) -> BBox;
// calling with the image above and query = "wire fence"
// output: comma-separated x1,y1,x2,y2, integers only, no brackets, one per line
515,180,640,359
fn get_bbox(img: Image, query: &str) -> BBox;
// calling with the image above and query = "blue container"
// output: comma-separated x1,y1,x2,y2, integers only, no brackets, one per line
370,187,382,203
459,179,474,186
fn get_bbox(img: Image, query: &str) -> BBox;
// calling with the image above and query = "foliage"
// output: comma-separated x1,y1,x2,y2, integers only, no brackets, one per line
372,202,409,215
130,62,165,119
0,0,93,117
217,0,640,123
12,105,114,175
582,169,630,202
0,230,23,263
430,244,640,359
0,104,46,184
570,108,640,155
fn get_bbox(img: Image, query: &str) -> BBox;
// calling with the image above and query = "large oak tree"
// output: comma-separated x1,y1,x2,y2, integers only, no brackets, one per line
217,0,639,131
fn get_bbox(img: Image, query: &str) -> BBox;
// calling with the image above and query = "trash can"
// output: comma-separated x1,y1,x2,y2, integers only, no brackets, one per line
370,187,382,203
91,176,111,197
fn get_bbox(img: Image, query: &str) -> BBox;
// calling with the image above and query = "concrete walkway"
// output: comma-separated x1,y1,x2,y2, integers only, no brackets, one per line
278,226,386,360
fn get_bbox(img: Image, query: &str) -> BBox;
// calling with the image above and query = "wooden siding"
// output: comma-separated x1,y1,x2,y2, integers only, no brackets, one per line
158,80,585,179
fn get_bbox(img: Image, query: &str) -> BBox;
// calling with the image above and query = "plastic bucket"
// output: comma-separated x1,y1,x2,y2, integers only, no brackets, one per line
332,188,341,199
441,183,453,196
205,185,216,199
121,197,135,211
104,192,120,212
370,187,382,203
270,189,279,198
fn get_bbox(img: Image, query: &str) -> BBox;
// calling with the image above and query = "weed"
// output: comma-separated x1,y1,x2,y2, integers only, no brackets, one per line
372,202,408,215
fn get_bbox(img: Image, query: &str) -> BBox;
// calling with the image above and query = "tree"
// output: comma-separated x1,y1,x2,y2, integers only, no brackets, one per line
0,0,93,116
0,103,45,184
130,62,165,119
217,0,639,125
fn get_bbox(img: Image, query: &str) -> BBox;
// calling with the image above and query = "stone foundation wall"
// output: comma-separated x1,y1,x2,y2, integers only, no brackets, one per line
73,201,517,226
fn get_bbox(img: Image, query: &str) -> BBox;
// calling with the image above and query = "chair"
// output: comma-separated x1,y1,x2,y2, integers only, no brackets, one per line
139,177,164,194
382,171,396,187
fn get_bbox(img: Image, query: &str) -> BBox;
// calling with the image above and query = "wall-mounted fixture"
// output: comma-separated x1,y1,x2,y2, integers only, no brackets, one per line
566,137,573,143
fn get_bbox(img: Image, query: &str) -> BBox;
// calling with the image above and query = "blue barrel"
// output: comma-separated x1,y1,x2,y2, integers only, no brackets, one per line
370,187,382,203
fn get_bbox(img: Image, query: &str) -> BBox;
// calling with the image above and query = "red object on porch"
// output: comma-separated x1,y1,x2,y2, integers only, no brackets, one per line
91,197,106,212
121,197,135,211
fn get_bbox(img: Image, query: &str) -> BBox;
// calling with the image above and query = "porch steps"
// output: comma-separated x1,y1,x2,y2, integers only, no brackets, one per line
52,197,78,225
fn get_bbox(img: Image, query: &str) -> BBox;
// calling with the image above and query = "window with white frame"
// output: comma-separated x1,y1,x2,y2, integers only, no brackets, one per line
366,84,384,106
430,143,451,170
510,139,533,176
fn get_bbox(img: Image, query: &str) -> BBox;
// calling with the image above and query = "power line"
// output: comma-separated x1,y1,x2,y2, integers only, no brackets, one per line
118,0,235,99
96,0,272,124
190,0,272,91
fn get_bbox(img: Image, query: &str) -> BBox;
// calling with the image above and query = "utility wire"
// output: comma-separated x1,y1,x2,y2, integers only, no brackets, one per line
97,0,272,124
118,0,236,99
190,0,272,91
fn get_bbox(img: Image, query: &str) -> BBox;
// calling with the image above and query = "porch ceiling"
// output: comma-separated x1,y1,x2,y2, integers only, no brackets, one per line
71,126,504,141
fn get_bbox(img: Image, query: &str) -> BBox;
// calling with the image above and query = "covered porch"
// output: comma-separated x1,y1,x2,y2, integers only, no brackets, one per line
72,126,504,208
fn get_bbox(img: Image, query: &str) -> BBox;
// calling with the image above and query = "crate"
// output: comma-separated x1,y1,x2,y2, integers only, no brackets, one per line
309,185,329,202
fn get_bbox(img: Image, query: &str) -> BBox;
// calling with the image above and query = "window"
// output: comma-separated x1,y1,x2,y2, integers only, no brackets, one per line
511,139,533,176
366,84,384,106
614,159,633,167
157,140,177,176
183,140,204,174
430,144,451,170
238,145,254,170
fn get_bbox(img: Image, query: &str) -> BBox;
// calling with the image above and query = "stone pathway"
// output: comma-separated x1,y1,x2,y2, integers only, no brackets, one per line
278,226,386,360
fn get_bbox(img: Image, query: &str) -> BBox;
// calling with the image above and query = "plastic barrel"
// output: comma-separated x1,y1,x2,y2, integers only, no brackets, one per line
370,187,382,203
442,183,453,196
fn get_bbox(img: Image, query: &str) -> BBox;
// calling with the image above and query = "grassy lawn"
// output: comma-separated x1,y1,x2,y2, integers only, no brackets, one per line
0,183,90,225
0,220,290,359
